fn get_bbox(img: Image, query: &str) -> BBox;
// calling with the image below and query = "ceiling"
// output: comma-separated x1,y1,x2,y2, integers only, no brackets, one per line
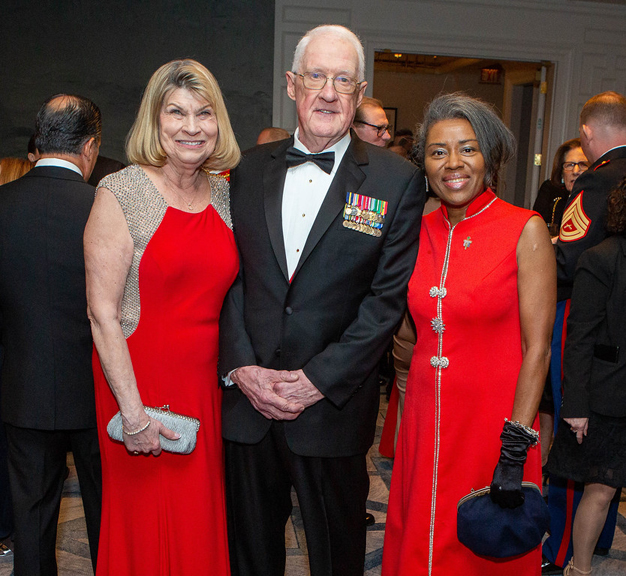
374,52,486,74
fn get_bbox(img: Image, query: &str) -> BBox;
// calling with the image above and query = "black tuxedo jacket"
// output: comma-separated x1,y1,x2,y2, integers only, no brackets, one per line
219,135,425,457
0,166,96,430
556,145,626,300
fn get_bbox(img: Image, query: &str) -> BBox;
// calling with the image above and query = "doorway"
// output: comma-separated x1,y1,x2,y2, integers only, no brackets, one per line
371,52,554,208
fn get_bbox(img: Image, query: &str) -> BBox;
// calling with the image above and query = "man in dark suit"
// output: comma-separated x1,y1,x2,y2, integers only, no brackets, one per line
544,91,626,572
0,94,102,575
219,24,424,576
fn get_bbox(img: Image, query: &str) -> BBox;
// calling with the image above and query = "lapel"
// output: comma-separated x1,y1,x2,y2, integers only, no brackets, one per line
263,138,294,282
293,134,368,278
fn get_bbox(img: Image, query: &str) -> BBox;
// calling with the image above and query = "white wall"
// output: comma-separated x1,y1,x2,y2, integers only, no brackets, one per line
273,0,626,191
373,64,507,134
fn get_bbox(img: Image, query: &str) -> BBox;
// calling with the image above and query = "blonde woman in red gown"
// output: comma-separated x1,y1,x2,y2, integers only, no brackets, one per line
382,93,556,576
84,60,240,575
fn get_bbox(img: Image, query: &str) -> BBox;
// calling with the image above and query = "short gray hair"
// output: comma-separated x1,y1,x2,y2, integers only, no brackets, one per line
291,25,365,81
414,92,516,187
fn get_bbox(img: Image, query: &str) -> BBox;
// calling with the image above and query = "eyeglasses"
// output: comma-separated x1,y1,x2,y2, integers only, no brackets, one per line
294,72,362,95
562,161,589,172
354,120,391,138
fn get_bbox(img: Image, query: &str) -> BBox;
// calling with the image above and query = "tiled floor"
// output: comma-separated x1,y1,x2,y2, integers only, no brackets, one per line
1,393,625,575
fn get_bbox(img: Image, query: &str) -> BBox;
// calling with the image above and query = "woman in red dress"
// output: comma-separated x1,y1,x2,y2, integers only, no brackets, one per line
382,93,555,575
84,60,240,575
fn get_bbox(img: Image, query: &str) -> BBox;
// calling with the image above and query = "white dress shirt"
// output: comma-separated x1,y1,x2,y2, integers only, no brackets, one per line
222,130,352,386
35,158,84,178
282,129,351,279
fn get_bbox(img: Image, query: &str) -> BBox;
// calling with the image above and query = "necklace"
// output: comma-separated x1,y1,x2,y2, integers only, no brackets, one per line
173,188,197,211
163,170,208,211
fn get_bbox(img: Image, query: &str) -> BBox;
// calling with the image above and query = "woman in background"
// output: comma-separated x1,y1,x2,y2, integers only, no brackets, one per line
533,138,588,237
534,138,589,464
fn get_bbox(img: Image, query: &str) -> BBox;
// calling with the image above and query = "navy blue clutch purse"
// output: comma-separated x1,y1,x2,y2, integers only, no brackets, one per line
457,481,550,558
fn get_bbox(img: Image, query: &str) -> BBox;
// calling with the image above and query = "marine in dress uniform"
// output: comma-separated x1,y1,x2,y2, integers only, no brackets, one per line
545,91,626,570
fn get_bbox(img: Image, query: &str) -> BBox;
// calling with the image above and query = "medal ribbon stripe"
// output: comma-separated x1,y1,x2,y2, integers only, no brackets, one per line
343,192,388,236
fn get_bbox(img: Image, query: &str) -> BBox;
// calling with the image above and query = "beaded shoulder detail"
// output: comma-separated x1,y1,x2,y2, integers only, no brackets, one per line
98,165,168,338
207,173,232,230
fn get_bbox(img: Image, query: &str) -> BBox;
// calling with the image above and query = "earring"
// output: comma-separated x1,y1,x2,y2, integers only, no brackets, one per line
561,178,564,184
425,175,429,194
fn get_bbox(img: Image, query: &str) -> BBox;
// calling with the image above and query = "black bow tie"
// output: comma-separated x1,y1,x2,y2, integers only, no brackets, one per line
286,147,335,174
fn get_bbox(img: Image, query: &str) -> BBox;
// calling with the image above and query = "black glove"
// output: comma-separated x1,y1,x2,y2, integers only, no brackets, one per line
490,420,538,509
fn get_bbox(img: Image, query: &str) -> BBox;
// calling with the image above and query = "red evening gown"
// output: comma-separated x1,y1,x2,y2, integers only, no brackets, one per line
382,190,542,576
93,166,238,575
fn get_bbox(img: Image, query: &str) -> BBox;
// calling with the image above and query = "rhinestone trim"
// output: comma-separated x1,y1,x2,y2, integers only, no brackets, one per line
430,318,445,334
98,166,233,338
426,197,496,576
206,172,233,230
429,286,447,298
99,166,167,338
429,355,449,368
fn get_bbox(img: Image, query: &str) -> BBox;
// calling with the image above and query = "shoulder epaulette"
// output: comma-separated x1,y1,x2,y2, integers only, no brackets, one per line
593,159,610,172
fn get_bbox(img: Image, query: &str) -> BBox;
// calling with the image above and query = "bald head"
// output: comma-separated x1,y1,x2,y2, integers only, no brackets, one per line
35,93,101,156
257,127,290,146
579,91,626,162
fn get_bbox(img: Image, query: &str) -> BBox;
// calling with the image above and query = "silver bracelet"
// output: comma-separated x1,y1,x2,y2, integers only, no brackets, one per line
505,418,540,445
123,419,151,436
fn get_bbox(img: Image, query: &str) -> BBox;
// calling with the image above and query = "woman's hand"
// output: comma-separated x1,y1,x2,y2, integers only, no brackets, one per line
563,417,588,445
490,420,539,508
122,411,181,457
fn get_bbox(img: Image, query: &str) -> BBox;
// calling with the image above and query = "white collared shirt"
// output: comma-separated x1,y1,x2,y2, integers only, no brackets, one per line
36,158,84,178
282,129,351,278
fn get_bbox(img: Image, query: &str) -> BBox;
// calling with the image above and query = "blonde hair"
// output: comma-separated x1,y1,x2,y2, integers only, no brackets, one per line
126,59,240,171
0,157,33,186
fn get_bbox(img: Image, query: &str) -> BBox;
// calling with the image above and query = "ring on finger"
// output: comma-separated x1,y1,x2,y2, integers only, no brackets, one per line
133,451,139,455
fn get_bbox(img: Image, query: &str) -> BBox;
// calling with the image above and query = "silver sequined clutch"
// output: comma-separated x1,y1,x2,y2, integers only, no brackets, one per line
107,405,201,455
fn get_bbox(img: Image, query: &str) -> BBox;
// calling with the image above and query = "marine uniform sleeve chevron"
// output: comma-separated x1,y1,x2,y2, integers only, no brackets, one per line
559,192,590,242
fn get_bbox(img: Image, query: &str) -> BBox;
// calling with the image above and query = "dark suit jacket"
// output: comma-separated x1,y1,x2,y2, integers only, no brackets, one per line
556,145,626,300
0,166,96,430
219,135,425,457
561,235,626,419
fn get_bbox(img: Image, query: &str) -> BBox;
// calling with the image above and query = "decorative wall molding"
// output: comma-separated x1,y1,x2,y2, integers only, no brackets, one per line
274,0,626,183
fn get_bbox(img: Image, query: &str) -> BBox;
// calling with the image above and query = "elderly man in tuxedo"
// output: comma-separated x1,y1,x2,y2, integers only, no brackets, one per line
0,94,102,575
220,24,425,576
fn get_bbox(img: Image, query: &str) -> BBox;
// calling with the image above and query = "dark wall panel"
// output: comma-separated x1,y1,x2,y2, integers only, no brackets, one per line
0,0,274,160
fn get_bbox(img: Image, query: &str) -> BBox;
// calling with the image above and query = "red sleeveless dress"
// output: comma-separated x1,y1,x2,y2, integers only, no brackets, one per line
382,190,542,576
93,166,238,575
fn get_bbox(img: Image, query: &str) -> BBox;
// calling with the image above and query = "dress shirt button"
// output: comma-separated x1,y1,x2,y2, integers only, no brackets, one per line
275,348,281,357
285,306,293,315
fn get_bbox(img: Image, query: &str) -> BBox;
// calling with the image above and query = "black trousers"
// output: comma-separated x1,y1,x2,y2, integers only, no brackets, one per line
5,425,101,576
225,421,370,576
